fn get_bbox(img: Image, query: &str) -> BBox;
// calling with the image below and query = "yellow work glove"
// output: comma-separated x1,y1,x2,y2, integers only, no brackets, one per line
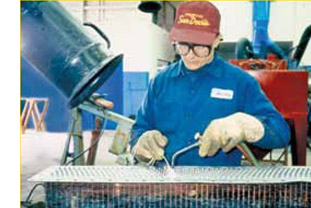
199,112,264,157
133,130,168,163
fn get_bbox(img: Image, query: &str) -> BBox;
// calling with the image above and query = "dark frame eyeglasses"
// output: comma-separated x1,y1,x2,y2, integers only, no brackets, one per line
173,42,212,58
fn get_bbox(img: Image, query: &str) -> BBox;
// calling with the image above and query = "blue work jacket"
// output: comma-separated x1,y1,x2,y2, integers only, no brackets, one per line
130,55,290,166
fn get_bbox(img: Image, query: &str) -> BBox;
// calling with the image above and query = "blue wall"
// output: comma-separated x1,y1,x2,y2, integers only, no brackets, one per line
95,63,124,129
21,56,124,131
123,72,149,118
21,57,70,132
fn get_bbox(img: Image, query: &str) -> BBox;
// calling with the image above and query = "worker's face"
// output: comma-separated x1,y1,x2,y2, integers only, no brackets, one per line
175,36,221,70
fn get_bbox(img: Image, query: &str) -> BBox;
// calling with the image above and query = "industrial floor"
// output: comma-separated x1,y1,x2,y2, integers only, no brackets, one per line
21,130,311,204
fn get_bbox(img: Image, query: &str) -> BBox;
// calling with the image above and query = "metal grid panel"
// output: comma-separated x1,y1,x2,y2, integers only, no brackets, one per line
30,166,311,184
30,166,311,207
44,182,311,207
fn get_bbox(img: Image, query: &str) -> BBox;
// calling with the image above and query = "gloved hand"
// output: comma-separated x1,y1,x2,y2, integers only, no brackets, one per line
133,130,168,163
199,112,264,157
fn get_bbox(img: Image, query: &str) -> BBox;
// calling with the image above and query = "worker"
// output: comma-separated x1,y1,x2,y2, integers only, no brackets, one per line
130,1,290,166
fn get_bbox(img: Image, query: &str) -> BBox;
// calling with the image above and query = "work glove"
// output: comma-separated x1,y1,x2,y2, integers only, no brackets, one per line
199,112,264,157
133,130,168,163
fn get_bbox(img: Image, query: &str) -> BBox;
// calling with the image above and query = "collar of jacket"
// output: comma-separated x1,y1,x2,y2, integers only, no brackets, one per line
170,54,224,79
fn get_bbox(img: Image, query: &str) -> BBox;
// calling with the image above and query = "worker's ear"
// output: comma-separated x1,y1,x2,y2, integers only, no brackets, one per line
212,34,223,49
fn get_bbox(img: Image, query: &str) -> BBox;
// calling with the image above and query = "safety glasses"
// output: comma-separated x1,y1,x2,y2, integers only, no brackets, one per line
174,42,212,58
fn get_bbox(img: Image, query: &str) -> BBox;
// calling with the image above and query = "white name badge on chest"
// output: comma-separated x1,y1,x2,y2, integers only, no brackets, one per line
210,88,234,100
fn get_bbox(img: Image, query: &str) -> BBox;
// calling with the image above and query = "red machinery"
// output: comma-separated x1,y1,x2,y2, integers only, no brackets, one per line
230,55,288,71
230,58,309,166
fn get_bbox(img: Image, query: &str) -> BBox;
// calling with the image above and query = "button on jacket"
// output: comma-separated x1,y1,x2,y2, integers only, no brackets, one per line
130,55,290,166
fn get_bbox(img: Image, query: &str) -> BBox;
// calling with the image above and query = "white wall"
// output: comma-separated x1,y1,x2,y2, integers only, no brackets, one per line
60,1,175,77
97,5,175,77
60,1,311,67
211,1,253,42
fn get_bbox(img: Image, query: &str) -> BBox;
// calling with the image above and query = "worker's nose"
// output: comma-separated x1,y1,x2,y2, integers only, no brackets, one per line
186,49,196,59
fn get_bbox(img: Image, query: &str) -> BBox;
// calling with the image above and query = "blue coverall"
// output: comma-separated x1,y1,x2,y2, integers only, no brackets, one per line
130,55,290,166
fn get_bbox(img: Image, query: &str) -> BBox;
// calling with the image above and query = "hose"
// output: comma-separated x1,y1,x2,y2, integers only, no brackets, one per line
237,143,260,167
235,38,254,59
293,25,311,66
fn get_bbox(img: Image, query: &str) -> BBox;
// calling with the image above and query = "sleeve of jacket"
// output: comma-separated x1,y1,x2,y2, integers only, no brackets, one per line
129,78,156,149
241,76,290,149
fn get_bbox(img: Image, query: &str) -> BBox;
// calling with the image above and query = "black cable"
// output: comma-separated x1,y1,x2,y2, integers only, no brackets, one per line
21,183,45,207
65,118,108,165
285,37,310,56
307,137,311,151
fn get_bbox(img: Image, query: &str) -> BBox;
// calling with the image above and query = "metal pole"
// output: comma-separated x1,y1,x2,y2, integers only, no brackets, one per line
71,108,85,165
87,117,104,165
60,118,76,165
